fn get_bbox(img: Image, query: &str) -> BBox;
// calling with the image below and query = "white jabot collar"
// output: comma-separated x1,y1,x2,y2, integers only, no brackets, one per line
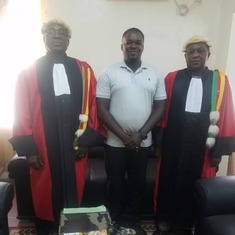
185,77,203,113
53,64,71,96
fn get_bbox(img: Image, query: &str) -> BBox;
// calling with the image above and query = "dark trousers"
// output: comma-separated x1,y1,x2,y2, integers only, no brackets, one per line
104,145,150,224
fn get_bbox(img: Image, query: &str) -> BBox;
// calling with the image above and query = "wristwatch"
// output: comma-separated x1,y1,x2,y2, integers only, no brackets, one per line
138,131,148,140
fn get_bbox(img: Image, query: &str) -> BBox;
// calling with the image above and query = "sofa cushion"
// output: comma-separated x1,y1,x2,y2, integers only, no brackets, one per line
0,182,14,234
194,176,235,217
195,214,235,235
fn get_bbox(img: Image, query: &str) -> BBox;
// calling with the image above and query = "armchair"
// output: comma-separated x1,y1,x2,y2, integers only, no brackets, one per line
193,176,235,235
0,182,14,235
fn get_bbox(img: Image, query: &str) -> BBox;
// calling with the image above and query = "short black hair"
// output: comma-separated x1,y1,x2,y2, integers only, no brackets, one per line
122,28,144,41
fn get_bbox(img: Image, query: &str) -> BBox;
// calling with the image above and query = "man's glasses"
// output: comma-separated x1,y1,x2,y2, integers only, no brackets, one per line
46,28,68,38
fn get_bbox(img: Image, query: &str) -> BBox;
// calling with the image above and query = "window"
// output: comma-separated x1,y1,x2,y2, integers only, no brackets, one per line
0,0,43,128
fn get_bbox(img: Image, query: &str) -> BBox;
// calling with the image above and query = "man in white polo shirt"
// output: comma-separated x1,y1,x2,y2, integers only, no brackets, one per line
96,27,166,234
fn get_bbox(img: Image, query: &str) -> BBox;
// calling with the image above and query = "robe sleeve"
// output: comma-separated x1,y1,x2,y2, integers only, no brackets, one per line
9,67,39,156
154,71,177,146
210,75,235,158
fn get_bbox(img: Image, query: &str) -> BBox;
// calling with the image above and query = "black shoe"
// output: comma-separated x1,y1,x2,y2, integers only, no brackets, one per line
107,220,121,234
119,222,147,235
157,220,172,232
119,226,137,234
152,231,173,235
172,229,193,235
139,226,147,235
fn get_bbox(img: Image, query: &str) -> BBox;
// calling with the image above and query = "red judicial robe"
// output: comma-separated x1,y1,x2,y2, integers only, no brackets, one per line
153,68,235,228
10,55,105,222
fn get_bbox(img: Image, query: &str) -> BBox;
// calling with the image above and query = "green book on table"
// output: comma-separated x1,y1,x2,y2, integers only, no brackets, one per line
59,205,111,234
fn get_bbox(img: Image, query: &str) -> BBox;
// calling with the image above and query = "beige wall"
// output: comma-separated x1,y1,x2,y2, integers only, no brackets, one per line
216,1,235,70
226,13,235,100
44,0,235,77
43,0,235,176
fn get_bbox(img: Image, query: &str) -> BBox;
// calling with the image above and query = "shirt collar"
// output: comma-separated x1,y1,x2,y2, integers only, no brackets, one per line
119,61,148,71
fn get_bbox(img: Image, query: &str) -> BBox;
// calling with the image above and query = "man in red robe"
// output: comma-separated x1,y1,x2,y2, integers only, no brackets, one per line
153,35,235,235
9,19,105,235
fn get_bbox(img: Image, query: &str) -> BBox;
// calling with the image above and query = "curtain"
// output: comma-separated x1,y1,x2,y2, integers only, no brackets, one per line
0,0,12,174
0,0,9,22
0,0,43,174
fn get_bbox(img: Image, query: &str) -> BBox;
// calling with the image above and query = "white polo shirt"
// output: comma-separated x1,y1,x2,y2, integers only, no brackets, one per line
96,61,166,147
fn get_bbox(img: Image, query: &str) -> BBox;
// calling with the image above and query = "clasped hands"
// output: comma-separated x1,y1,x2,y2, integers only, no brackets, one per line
122,131,142,152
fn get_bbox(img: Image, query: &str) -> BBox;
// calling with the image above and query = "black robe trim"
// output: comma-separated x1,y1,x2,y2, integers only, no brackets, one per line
78,126,105,146
9,135,38,157
210,136,235,158
36,55,83,218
